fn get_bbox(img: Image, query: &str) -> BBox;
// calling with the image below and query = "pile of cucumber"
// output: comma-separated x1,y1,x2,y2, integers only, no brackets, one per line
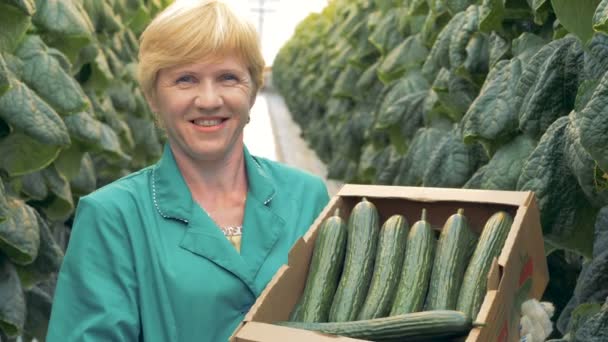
279,197,513,341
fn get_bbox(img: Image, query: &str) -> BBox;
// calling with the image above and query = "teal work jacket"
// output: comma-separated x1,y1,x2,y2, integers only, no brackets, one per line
46,145,330,341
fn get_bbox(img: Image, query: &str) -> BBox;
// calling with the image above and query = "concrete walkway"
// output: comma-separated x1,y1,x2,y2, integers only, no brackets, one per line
244,91,343,197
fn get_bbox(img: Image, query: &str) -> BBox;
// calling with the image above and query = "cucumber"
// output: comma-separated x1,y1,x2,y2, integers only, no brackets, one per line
292,209,348,322
358,215,408,320
457,211,513,320
277,310,473,341
425,208,478,310
390,209,435,315
329,197,380,322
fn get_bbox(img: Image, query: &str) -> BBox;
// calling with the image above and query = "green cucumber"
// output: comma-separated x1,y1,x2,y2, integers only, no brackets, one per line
425,208,478,310
329,197,380,322
277,310,473,341
457,211,513,320
358,214,408,320
292,209,348,322
390,209,435,315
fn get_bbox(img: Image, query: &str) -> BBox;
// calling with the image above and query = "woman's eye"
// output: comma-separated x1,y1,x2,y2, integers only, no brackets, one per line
176,75,196,84
221,74,239,82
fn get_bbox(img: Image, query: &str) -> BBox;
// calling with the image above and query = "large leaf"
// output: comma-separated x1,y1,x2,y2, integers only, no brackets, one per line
566,113,608,207
64,111,130,162
23,285,53,341
574,299,608,342
466,135,537,190
5,0,36,16
39,164,74,220
578,69,608,171
0,181,8,224
0,75,70,147
517,116,596,257
423,125,487,188
551,0,600,43
584,33,608,81
0,257,26,337
556,207,608,333
480,0,505,33
369,10,404,55
528,0,551,24
432,67,480,122
16,35,89,115
462,58,523,155
516,37,584,138
378,34,429,84
393,126,450,186
423,11,467,80
0,132,62,177
16,213,63,289
19,171,48,201
511,32,548,64
594,0,608,34
33,0,94,62
376,90,427,153
70,152,97,195
0,3,31,54
488,32,511,67
450,6,483,71
0,54,10,97
332,65,361,99
0,197,40,265
420,9,452,48
82,0,122,34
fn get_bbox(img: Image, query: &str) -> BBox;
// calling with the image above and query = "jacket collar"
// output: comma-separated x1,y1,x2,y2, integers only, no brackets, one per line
151,144,276,223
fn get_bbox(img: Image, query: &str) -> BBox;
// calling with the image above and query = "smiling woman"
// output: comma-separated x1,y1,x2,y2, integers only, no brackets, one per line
45,1,330,341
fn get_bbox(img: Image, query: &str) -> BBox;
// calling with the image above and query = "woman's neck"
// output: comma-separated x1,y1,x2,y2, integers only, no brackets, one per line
171,144,248,207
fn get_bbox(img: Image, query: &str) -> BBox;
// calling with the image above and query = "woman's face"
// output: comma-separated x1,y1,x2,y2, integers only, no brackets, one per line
150,55,255,163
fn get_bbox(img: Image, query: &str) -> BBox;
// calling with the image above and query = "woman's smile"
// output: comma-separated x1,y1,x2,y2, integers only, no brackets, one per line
191,117,229,132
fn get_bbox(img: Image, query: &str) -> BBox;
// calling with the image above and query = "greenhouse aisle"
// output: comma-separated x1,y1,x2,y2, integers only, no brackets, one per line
244,91,343,197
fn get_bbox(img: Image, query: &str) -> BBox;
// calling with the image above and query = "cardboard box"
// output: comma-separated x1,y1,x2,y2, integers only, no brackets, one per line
231,185,549,342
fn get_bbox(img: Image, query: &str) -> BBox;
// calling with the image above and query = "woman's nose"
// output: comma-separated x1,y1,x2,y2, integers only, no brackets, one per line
194,81,223,110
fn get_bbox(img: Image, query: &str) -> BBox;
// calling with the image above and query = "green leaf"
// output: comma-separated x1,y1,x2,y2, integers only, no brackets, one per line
70,153,96,196
578,70,608,172
0,132,62,177
0,54,10,97
0,181,8,224
573,291,608,341
376,90,427,153
0,4,32,54
423,125,488,188
511,32,548,64
529,0,551,24
594,0,608,34
5,0,36,16
423,10,467,80
378,35,429,84
469,134,538,190
480,0,505,33
488,32,511,67
107,82,136,113
0,257,26,337
517,37,584,138
332,65,361,99
82,0,122,34
433,67,480,122
447,0,478,15
127,115,162,162
127,4,151,35
420,10,452,48
38,164,73,220
22,285,53,341
54,144,85,181
369,11,404,55
16,35,89,115
450,6,483,71
375,145,403,185
33,0,94,62
0,76,71,147
393,126,450,186
19,171,48,201
584,33,608,81
566,113,608,207
517,116,596,257
0,198,40,265
551,0,601,43
64,111,130,162
16,213,63,288
462,58,523,155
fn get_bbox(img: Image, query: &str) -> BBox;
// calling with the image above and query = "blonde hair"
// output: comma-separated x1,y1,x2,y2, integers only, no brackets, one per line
137,0,265,101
